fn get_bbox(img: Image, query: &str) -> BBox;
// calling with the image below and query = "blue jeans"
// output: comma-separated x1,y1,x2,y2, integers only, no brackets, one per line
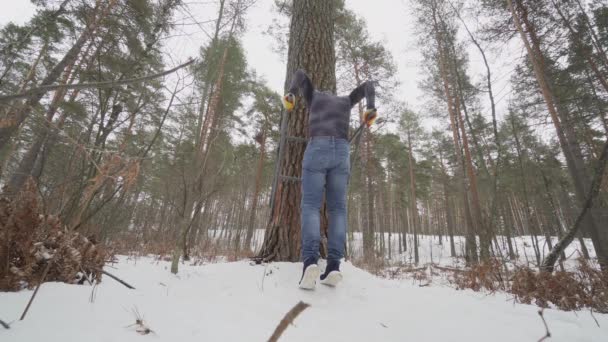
301,136,350,263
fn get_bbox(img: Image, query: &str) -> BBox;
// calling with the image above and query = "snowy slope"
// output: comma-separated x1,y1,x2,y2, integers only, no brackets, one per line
1,256,607,342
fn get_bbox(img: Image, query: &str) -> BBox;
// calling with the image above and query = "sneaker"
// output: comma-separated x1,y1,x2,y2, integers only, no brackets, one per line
320,259,342,287
299,258,320,290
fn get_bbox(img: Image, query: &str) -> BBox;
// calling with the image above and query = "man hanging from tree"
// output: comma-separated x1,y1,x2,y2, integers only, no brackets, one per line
283,69,377,290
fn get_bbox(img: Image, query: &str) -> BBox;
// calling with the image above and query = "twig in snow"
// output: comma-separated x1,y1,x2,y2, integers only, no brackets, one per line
537,309,551,342
0,319,10,329
20,260,52,321
126,306,154,335
268,301,310,342
89,283,99,303
432,264,466,273
80,266,93,285
102,270,136,289
589,309,600,328
260,263,268,292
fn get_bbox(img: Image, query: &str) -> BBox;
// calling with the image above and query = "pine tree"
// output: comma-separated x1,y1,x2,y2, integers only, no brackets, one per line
258,0,338,262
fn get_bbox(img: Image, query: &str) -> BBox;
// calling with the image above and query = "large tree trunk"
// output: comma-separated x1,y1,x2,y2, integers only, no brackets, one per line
508,0,608,269
258,0,337,262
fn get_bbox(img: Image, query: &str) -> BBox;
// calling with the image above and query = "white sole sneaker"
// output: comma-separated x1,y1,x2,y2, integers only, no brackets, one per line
299,264,320,290
320,271,342,287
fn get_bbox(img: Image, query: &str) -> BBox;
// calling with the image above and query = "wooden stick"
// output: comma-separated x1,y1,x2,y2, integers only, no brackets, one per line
0,319,9,329
537,309,551,342
268,301,310,342
20,261,52,320
432,264,466,273
102,270,136,289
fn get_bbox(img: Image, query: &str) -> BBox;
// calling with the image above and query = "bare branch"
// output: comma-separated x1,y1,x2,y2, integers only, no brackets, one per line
20,260,52,321
268,301,310,342
102,270,136,289
537,309,551,342
0,59,195,102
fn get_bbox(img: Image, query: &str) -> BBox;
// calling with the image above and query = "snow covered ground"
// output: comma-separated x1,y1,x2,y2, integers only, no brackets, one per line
1,256,607,341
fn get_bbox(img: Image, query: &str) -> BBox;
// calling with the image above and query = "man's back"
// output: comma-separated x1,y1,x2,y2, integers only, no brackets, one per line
308,90,352,139
287,69,375,140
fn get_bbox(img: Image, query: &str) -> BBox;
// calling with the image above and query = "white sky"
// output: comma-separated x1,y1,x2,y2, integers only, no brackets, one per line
1,0,520,133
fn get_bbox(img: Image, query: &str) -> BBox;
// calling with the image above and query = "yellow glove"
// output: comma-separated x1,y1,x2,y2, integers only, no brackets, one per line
362,108,378,127
282,93,295,112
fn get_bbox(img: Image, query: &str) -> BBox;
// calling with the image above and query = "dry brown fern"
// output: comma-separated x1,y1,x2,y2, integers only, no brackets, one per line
0,179,107,291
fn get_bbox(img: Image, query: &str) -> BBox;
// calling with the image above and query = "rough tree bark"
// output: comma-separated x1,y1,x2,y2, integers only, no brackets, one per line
258,0,337,262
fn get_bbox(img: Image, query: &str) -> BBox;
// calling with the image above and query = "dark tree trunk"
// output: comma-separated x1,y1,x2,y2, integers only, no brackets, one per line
257,0,337,262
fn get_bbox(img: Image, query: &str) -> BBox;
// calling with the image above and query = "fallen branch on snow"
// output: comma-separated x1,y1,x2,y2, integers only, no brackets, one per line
126,306,154,335
0,319,9,329
268,301,310,342
431,264,467,273
537,309,551,342
102,270,136,289
20,260,52,321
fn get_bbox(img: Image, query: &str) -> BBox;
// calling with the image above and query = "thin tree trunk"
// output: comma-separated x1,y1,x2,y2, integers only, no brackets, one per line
0,0,116,151
508,0,608,269
0,43,48,179
440,155,456,258
510,115,541,265
407,130,419,264
246,129,266,250
542,139,608,271
431,3,478,263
